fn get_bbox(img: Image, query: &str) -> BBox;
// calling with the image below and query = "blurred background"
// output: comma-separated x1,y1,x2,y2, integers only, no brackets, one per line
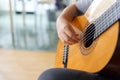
0,0,74,52
0,0,77,80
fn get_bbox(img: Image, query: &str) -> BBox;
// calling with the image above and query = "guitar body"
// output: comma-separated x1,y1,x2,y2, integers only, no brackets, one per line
55,0,120,79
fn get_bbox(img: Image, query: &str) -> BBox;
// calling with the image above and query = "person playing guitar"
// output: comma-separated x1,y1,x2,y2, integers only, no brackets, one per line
38,0,120,80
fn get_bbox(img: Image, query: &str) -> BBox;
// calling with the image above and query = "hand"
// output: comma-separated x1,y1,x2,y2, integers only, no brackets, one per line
56,18,80,45
56,3,81,45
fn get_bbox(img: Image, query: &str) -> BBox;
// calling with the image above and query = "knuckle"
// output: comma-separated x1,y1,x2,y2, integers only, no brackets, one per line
69,34,74,38
65,37,70,42
63,25,68,30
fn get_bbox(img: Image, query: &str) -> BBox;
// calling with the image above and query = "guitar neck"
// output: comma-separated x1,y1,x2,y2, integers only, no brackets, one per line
93,1,120,40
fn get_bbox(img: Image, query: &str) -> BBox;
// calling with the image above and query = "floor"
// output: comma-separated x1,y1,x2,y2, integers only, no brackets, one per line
0,49,55,80
0,5,58,80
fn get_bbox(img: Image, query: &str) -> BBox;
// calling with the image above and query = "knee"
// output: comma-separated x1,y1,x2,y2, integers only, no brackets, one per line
38,68,61,80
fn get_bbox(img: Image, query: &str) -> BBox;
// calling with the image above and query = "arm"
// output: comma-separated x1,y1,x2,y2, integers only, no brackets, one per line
56,0,93,45
56,3,81,45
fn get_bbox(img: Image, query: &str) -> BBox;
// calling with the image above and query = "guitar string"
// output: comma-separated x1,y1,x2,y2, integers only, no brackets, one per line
79,2,119,44
68,1,118,56
81,2,117,43
80,0,112,39
68,1,119,56
82,6,118,44
67,1,119,62
82,1,119,43
83,2,120,44
82,0,111,34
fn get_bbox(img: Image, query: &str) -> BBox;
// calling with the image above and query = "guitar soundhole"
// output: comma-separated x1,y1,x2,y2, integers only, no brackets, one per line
84,24,95,48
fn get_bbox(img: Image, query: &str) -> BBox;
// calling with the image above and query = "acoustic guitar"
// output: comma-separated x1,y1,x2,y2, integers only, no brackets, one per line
55,0,120,79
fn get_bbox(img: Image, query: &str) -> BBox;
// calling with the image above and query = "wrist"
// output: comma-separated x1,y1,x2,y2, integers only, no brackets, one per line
60,3,81,22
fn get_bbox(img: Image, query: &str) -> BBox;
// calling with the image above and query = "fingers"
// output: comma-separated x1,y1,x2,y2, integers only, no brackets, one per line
64,24,80,42
58,24,80,45
60,32,79,45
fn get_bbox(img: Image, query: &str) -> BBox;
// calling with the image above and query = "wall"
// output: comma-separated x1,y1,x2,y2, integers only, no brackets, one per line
0,0,15,12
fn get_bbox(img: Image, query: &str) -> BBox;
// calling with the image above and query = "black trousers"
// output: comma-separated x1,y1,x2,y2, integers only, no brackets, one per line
38,68,113,80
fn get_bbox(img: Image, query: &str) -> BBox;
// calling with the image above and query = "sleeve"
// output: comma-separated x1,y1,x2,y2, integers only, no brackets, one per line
76,0,93,14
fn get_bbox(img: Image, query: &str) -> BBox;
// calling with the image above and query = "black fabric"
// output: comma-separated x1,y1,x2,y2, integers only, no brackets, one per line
38,68,113,80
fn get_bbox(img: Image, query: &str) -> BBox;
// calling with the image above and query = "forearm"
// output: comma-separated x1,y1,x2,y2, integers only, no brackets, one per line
56,0,93,45
56,3,81,45
58,3,82,22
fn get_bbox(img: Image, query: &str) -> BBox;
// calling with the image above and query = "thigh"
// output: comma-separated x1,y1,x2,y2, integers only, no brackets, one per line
38,68,111,80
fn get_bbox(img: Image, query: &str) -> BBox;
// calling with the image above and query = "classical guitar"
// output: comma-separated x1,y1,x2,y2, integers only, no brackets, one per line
55,0,120,79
